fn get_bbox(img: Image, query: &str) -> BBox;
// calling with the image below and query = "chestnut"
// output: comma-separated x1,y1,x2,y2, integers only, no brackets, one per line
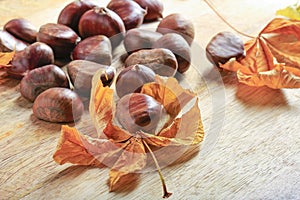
66,60,115,97
57,0,98,33
78,7,125,48
107,0,146,30
33,87,84,123
0,30,28,52
133,0,164,22
116,93,163,134
206,31,245,67
116,64,155,98
7,42,54,79
156,13,195,45
37,23,81,59
123,28,162,53
152,33,191,73
20,64,70,102
71,35,112,65
4,18,37,43
125,48,178,77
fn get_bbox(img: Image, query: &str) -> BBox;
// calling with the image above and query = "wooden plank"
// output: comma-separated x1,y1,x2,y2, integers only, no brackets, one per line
0,0,299,199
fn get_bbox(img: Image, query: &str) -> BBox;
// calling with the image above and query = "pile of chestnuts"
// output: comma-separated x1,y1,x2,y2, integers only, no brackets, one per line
0,0,195,128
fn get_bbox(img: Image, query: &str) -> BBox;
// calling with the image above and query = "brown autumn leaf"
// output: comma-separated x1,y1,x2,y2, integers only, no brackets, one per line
0,50,14,69
221,18,300,88
53,76,204,198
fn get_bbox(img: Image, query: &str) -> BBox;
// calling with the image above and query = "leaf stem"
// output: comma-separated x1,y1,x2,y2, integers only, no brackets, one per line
203,0,256,39
142,139,172,198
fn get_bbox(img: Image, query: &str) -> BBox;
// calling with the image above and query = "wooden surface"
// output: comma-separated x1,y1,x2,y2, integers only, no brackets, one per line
1,0,300,199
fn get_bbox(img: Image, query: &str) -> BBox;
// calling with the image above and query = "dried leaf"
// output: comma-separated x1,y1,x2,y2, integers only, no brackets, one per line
0,51,14,68
89,79,114,137
141,75,196,118
220,18,300,88
109,137,146,190
276,3,300,21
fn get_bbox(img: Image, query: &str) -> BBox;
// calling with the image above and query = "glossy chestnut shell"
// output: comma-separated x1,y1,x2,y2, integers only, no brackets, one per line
4,18,37,43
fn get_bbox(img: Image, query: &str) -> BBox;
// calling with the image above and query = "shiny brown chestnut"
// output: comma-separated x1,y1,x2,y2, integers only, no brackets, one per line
206,31,245,67
57,0,98,33
116,64,155,98
116,93,163,134
0,30,28,52
4,18,37,43
123,28,162,53
152,33,191,73
125,48,178,77
107,0,146,30
66,60,115,97
7,42,54,79
37,23,81,58
71,35,112,65
20,64,69,102
133,0,164,22
78,7,125,47
33,87,84,123
157,13,195,45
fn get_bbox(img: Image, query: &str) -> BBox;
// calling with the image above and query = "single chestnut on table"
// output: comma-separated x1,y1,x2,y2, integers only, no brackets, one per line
7,42,54,79
206,31,245,67
66,60,115,97
4,18,37,43
156,13,195,46
20,64,70,102
0,30,28,52
71,35,112,65
152,33,191,74
78,7,125,48
33,87,84,123
123,28,162,53
133,0,164,22
37,23,81,59
116,64,155,98
107,0,146,30
125,48,178,77
116,93,163,134
57,0,98,33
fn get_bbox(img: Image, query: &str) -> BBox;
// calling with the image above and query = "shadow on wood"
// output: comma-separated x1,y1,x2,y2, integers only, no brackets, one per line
236,83,288,107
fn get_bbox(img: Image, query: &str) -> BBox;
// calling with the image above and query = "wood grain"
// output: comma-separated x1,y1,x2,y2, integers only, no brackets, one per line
1,0,300,199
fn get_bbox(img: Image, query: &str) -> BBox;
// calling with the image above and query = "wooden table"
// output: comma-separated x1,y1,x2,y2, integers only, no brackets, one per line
1,0,299,199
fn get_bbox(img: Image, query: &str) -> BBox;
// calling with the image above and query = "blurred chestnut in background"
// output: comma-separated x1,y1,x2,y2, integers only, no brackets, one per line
4,18,37,43
107,0,146,30
57,0,98,33
157,13,195,45
133,0,164,22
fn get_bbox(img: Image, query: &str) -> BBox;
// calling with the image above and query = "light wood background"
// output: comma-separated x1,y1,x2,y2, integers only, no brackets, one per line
1,0,299,199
